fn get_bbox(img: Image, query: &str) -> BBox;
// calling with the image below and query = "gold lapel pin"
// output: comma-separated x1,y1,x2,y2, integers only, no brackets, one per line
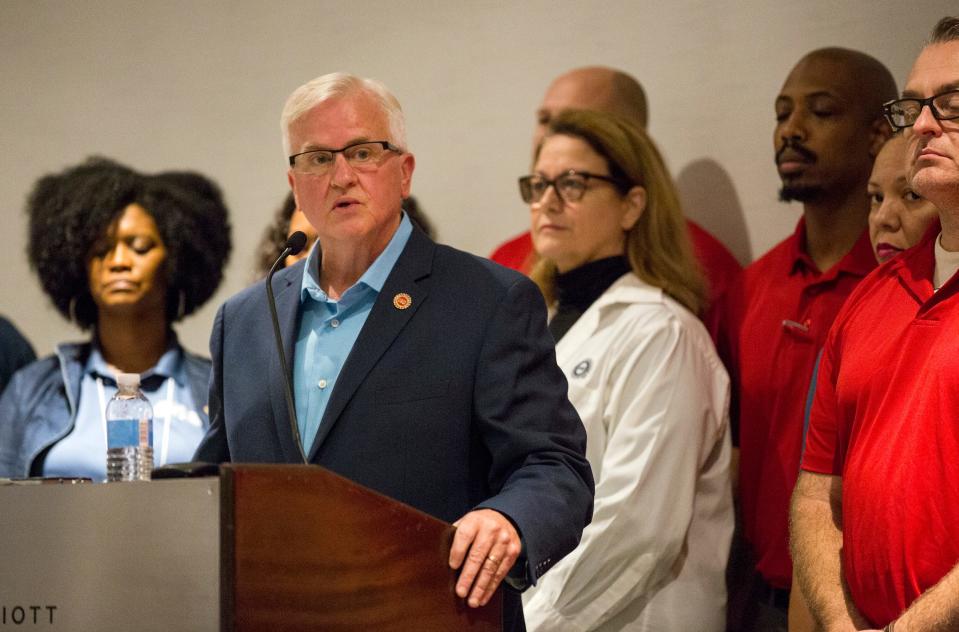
393,292,412,310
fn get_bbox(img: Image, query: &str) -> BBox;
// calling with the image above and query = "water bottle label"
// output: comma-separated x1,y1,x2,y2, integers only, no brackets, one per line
107,418,153,449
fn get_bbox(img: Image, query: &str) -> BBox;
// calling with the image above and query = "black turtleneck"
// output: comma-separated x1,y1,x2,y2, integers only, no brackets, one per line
549,256,631,342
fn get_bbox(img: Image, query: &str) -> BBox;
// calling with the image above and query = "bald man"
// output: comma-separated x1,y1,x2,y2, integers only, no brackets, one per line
533,66,648,147
490,66,742,328
716,48,896,630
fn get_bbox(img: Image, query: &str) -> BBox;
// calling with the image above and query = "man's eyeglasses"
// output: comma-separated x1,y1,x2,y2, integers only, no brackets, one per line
518,171,626,204
883,90,959,131
289,140,402,176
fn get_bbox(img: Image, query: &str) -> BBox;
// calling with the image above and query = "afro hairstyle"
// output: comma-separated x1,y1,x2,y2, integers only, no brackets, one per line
26,157,232,330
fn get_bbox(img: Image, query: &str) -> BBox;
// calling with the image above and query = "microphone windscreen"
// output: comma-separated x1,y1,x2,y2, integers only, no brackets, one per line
286,231,308,256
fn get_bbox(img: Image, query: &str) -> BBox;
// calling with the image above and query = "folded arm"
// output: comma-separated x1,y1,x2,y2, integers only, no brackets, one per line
790,470,869,631
886,563,959,631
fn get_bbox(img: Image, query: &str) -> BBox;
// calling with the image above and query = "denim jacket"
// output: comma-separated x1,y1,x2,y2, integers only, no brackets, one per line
0,340,211,477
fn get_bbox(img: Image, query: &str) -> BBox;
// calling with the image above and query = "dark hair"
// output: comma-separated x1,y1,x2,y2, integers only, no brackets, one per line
26,157,232,329
149,170,232,320
402,196,436,240
930,16,959,43
254,191,297,280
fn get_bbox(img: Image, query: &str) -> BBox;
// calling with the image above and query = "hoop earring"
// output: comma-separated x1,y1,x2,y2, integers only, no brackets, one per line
68,297,78,324
176,290,187,320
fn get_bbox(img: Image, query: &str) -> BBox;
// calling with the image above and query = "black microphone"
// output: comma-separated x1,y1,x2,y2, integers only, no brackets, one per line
286,230,308,257
266,231,309,463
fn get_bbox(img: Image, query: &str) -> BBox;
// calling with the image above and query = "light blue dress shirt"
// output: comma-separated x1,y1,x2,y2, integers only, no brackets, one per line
293,213,412,452
43,342,204,481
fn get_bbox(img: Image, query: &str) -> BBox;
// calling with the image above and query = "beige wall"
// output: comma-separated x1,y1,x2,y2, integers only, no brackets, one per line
1,0,953,356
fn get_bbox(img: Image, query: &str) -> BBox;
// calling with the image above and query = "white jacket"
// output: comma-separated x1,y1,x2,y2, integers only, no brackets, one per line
523,273,733,631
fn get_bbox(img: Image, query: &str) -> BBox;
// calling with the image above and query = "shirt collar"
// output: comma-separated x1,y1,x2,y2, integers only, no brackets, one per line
890,220,941,291
787,217,814,274
787,216,876,280
85,336,184,385
300,212,413,304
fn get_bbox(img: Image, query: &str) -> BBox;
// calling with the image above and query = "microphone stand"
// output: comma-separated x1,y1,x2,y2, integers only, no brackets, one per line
266,234,308,463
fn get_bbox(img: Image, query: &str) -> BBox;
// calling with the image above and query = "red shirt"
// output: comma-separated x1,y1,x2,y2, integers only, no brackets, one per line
802,224,959,626
489,220,742,317
687,220,744,341
489,231,536,274
718,218,876,588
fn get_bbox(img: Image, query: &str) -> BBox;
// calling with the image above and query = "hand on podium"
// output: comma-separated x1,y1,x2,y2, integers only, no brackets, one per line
449,508,521,607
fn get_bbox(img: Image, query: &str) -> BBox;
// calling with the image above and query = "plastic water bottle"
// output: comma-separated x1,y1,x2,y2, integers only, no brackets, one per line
105,373,154,482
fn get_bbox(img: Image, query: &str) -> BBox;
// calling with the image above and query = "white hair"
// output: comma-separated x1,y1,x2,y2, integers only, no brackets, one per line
280,72,407,157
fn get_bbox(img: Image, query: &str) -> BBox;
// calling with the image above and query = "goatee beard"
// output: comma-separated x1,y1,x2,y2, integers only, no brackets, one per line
779,184,824,203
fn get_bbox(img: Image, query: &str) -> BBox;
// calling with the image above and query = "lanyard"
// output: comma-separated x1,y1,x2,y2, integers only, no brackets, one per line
96,376,175,465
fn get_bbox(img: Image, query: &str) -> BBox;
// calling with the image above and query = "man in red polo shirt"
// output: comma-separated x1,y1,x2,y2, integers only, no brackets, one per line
490,66,742,326
717,48,897,630
791,17,959,630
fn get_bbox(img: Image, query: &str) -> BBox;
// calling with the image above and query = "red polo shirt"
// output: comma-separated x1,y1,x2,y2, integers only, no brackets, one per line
718,218,876,589
802,224,959,626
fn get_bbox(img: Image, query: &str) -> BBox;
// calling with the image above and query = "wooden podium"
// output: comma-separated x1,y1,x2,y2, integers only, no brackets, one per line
0,465,501,631
222,464,501,631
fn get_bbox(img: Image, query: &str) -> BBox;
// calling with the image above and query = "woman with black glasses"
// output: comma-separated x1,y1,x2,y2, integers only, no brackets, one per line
519,110,733,631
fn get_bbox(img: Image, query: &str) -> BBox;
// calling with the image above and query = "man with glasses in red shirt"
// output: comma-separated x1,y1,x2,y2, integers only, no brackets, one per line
791,17,959,630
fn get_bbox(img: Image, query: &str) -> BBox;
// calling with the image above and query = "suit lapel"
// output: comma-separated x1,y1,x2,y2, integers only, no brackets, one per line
307,229,435,460
267,264,307,462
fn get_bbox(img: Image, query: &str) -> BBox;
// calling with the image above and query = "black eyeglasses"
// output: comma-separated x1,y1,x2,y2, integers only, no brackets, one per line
289,140,402,175
883,90,959,131
518,170,626,204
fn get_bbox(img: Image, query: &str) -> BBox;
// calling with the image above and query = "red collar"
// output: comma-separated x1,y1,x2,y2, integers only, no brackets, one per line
889,220,946,308
787,216,876,281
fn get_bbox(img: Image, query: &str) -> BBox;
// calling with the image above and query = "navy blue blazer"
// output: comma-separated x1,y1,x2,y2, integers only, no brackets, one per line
195,227,594,630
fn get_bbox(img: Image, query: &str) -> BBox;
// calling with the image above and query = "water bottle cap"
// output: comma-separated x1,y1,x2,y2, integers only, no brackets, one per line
116,372,141,388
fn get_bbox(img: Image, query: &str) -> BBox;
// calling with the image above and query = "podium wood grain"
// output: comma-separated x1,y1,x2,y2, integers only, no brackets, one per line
221,464,502,631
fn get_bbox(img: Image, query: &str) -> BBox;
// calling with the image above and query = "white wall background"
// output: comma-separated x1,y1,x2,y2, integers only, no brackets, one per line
1,0,953,357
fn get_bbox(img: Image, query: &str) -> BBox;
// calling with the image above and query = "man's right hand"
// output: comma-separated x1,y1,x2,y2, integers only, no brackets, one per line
448,508,522,608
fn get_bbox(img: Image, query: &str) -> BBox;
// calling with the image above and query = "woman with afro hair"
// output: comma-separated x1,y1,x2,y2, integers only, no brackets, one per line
0,157,231,480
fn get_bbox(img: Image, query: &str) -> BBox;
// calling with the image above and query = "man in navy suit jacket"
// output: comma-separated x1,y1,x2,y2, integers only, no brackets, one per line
194,72,593,631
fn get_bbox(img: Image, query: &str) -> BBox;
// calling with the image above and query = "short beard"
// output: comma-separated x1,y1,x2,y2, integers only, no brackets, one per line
779,184,824,203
